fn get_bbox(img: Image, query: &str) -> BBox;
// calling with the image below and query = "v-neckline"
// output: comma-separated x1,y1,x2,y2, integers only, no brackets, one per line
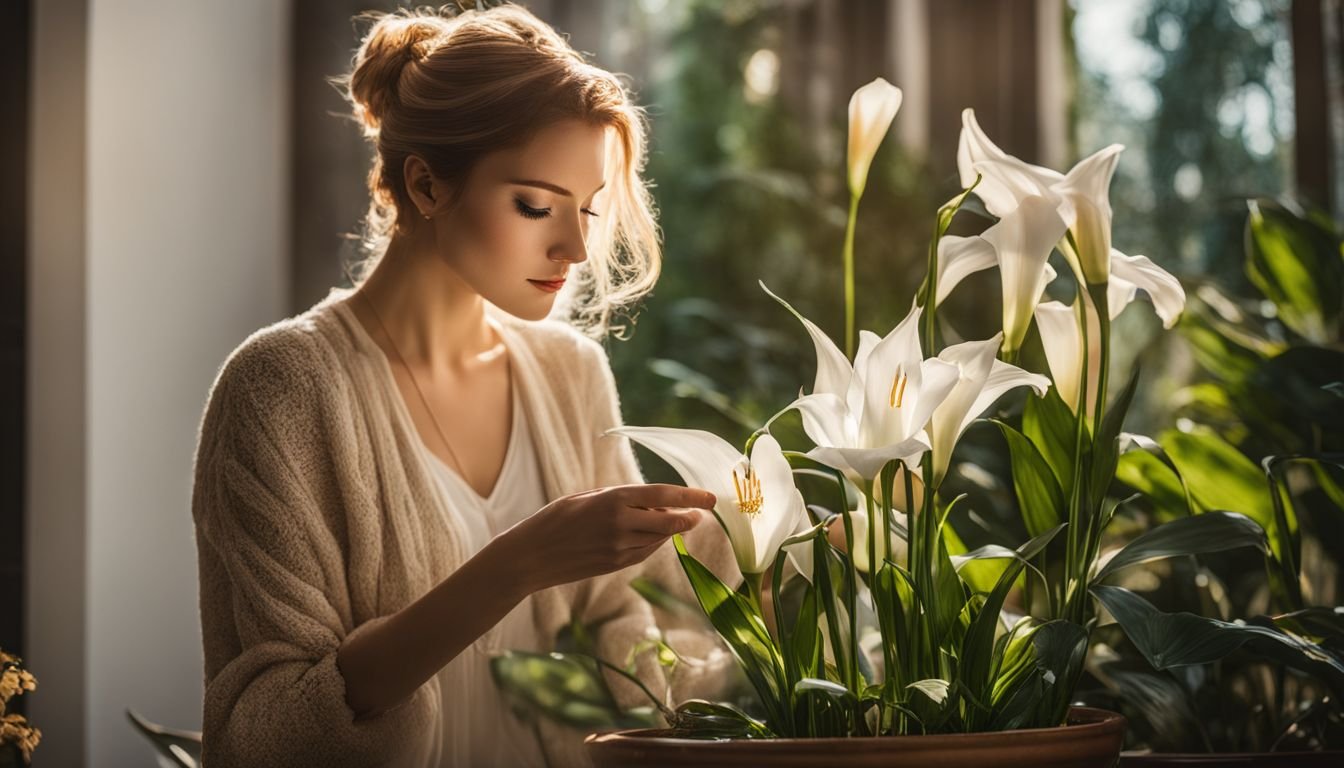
331,290,518,504
429,381,521,506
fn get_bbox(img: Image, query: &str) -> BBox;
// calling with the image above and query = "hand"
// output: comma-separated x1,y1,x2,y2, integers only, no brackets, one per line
504,483,716,592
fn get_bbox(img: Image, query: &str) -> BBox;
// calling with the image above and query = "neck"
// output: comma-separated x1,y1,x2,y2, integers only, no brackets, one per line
354,231,502,373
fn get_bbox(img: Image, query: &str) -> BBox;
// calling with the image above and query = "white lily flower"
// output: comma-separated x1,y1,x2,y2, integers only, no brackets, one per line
762,283,960,487
1035,248,1187,415
957,108,1062,217
958,108,1125,287
928,334,1051,485
605,427,805,576
847,78,903,198
980,195,1069,357
1052,144,1124,286
1034,299,1101,417
1108,249,1186,328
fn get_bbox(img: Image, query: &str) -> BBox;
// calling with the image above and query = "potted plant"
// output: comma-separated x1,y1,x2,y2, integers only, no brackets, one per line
1076,199,1344,765
0,650,41,768
573,77,1272,767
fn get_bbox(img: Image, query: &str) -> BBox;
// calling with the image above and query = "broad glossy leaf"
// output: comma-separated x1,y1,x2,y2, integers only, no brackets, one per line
489,651,659,729
1023,386,1079,495
1092,585,1344,698
1245,199,1341,344
1102,668,1205,751
988,619,1087,730
943,522,1007,596
1093,511,1269,584
960,524,1066,714
1162,429,1286,563
673,534,787,725
994,420,1066,538
670,699,775,739
1115,434,1191,521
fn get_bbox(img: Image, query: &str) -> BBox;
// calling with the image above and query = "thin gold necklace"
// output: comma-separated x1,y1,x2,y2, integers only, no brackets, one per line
356,289,469,480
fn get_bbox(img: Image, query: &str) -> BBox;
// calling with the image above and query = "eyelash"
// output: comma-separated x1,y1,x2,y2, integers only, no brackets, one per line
514,197,600,220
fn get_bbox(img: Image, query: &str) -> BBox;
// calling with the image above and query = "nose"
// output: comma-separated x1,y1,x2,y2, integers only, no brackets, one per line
547,210,590,265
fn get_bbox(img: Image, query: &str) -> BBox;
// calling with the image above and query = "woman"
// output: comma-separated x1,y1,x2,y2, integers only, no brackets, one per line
190,5,737,766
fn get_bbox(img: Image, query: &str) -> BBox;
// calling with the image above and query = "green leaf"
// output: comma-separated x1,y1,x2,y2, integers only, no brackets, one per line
988,619,1088,730
790,584,823,680
794,676,854,700
1162,429,1285,563
673,534,787,726
489,651,660,729
1101,668,1207,751
943,522,1007,596
1178,308,1272,384
959,523,1066,722
1023,386,1079,496
1271,607,1344,652
1089,367,1140,512
1092,585,1344,699
1115,435,1192,521
906,678,950,705
670,699,775,739
1245,199,1341,344
1092,511,1269,584
994,420,1067,538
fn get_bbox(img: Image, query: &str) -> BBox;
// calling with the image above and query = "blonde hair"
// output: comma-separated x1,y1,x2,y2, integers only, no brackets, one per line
333,3,660,338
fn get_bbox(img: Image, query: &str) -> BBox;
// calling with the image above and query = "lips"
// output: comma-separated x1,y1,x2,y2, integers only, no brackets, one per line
528,278,566,293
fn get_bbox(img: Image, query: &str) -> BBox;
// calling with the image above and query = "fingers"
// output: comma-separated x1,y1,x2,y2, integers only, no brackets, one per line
626,506,703,537
624,484,717,512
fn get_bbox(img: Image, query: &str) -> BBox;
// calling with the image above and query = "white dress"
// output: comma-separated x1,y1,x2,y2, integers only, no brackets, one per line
426,377,549,768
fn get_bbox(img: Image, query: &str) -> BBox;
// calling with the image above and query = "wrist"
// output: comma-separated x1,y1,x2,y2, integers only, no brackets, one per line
483,526,546,600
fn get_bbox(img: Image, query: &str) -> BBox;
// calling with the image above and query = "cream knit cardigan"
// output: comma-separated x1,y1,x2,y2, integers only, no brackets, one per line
191,287,739,767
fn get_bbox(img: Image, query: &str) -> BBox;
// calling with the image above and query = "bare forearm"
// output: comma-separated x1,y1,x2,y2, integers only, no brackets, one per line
335,531,537,718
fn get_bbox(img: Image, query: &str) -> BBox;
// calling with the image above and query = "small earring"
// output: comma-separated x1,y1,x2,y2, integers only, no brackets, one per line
423,212,432,220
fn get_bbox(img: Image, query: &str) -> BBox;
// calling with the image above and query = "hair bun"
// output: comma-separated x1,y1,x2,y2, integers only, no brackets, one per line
347,12,451,137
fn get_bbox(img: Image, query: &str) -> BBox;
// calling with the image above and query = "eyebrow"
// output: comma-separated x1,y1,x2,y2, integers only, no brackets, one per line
508,178,606,198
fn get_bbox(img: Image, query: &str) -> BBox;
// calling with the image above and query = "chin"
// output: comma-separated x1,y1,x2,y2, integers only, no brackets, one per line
492,294,556,323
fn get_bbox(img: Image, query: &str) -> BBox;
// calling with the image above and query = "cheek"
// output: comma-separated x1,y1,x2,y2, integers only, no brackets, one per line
454,203,538,270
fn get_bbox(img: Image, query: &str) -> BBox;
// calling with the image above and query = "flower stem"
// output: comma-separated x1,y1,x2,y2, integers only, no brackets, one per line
843,194,860,360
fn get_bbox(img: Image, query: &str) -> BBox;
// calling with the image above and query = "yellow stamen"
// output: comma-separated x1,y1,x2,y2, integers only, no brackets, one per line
732,467,764,516
889,368,908,408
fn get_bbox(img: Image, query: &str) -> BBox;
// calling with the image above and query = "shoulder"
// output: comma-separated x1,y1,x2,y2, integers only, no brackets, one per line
206,309,345,423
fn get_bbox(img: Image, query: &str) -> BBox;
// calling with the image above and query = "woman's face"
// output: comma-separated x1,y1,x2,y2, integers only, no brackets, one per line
432,119,609,322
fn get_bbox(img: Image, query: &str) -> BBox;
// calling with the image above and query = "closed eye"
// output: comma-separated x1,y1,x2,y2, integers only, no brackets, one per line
514,197,600,220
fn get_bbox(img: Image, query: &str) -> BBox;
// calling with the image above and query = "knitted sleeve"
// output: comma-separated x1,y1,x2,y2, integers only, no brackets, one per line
191,331,436,767
571,337,742,712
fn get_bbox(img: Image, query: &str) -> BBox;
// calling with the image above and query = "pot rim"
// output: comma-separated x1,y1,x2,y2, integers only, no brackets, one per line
585,706,1125,749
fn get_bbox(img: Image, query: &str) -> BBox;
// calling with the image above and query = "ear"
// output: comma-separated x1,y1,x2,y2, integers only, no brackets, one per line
403,154,448,218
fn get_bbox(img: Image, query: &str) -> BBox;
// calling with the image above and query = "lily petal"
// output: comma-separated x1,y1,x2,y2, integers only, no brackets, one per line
789,392,855,450
957,108,1062,217
1033,299,1102,416
1108,249,1186,328
749,434,806,572
847,78,903,197
808,433,931,488
936,235,997,305
981,195,1069,356
1052,144,1123,285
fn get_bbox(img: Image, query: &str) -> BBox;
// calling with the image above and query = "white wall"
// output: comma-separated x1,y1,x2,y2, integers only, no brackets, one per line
28,1,292,765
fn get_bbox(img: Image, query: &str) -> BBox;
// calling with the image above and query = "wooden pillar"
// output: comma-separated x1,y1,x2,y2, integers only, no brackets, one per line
1,0,30,665
1292,0,1335,215
926,0,1041,183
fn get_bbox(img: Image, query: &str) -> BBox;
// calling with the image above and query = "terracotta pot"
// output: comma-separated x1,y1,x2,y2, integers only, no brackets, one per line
1120,751,1344,767
585,706,1125,768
